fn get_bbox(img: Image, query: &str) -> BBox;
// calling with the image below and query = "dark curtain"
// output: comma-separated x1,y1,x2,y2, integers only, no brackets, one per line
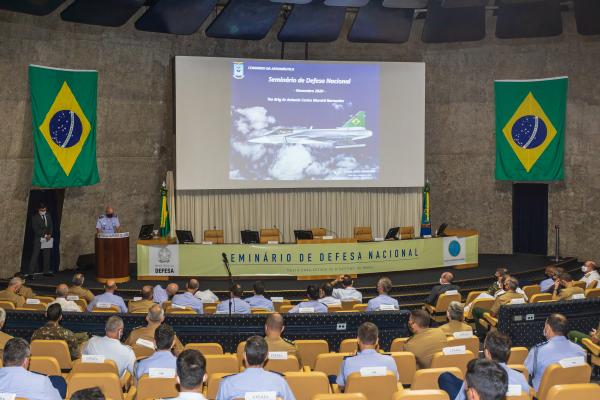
513,184,548,255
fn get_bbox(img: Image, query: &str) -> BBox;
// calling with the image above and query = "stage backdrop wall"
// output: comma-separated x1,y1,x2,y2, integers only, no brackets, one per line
176,188,421,244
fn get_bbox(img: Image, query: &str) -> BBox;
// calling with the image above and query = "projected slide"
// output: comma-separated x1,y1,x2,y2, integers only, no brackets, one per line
229,61,380,181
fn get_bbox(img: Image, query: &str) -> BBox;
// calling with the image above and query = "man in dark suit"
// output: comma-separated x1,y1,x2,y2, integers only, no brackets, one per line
425,271,460,306
28,203,53,277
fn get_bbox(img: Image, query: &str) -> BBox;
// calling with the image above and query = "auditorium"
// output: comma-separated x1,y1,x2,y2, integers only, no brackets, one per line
1,1,600,399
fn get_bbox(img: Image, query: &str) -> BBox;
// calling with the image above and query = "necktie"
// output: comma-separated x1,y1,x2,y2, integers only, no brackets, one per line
42,215,47,227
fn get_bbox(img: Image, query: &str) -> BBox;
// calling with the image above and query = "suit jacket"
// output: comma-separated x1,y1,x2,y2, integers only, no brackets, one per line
426,284,460,306
32,213,53,239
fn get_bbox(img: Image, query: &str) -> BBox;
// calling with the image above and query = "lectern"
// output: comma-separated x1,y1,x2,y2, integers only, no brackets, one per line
95,232,130,283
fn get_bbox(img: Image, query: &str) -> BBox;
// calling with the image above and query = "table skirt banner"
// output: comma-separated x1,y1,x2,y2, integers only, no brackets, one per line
137,235,478,277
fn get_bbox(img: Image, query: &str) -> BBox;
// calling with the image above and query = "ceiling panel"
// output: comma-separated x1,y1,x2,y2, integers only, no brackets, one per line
348,1,413,43
135,0,217,35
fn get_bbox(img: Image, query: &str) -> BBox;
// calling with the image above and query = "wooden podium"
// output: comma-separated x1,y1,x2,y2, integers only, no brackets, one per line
95,233,130,283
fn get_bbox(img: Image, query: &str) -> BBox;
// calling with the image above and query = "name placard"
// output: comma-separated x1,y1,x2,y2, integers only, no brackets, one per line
245,392,277,400
559,356,586,368
359,366,387,377
271,297,284,302
96,302,112,309
136,338,156,349
201,241,213,245
171,303,186,309
453,331,474,339
268,351,288,360
26,298,41,305
267,241,279,245
298,307,315,313
571,293,585,300
378,304,397,311
82,355,105,363
509,298,526,305
67,295,80,301
443,345,466,355
149,368,176,378
322,235,334,240
445,290,459,295
133,297,142,301
506,385,522,396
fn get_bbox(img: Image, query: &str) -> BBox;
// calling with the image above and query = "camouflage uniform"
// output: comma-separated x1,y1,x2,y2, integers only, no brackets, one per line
31,322,87,360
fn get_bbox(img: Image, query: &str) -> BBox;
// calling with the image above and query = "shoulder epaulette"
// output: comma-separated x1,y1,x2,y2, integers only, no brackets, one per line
343,354,356,360
533,340,549,348
221,373,237,380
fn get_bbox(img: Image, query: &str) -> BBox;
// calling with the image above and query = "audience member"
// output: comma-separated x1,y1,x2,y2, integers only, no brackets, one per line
473,277,524,335
245,281,274,311
135,324,177,380
552,272,585,301
463,359,508,400
125,304,184,355
128,285,155,313
524,313,586,391
485,268,508,296
153,282,179,305
31,303,83,360
172,279,204,314
0,277,25,308
438,330,531,400
0,337,62,399
568,321,600,345
491,274,528,301
166,349,208,400
193,280,219,303
13,272,36,299
542,267,564,294
69,273,95,303
366,276,398,311
0,307,13,351
86,279,128,313
330,274,363,302
426,272,460,306
264,313,299,362
580,260,599,288
336,322,399,391
404,309,447,369
83,316,135,377
318,282,341,307
289,285,328,313
217,283,251,314
439,301,472,336
539,266,556,293
49,283,82,312
71,387,106,400
216,335,295,400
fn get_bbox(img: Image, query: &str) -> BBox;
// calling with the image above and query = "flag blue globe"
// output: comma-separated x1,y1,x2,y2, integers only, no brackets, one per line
448,240,461,257
511,115,547,149
49,109,83,148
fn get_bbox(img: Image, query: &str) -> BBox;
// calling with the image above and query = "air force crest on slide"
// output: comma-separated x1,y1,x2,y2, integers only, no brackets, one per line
232,61,245,80
502,92,557,173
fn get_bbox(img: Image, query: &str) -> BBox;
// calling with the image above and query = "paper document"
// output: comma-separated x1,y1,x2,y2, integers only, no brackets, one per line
40,237,54,249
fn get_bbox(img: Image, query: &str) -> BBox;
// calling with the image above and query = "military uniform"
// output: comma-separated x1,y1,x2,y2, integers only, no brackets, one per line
31,321,83,360
216,367,296,400
555,286,585,301
404,327,447,369
366,294,399,311
490,291,525,316
336,349,399,388
96,214,120,234
125,324,184,355
128,299,155,313
439,320,473,336
0,289,25,308
486,281,501,296
568,322,600,344
0,330,13,351
68,285,95,303
265,336,300,365
17,285,35,299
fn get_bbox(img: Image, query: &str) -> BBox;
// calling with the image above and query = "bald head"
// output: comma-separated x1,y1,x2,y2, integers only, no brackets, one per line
166,283,179,297
441,272,454,284
56,284,69,298
186,279,199,293
265,313,285,337
105,280,117,292
147,304,165,324
141,285,153,300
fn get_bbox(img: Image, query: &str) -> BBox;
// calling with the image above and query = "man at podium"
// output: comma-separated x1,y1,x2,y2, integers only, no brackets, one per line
96,206,120,234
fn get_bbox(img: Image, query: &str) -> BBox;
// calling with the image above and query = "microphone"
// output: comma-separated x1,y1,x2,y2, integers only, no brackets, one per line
221,253,234,286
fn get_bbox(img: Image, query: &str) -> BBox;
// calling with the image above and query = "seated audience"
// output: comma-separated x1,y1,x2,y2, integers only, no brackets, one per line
366,276,399,311
542,267,564,294
71,387,106,400
172,279,204,314
289,285,328,313
86,279,128,313
69,273,95,303
474,277,524,335
568,321,600,345
31,303,83,360
485,268,508,296
463,359,508,400
0,337,62,400
553,272,585,301
83,316,136,377
404,309,447,369
153,282,179,305
13,272,36,298
336,322,399,391
49,283,82,312
166,349,208,400
539,266,556,293
491,274,528,301
580,260,599,288
125,304,184,355
439,301,472,336
217,283,251,314
245,281,274,311
216,335,295,400
438,330,531,400
426,272,460,306
0,307,13,351
128,285,155,313
330,274,363,302
193,280,219,303
264,313,299,362
318,282,341,307
524,313,586,391
135,324,177,380
0,277,25,308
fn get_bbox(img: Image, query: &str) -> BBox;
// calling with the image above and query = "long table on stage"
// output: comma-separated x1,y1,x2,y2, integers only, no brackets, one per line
137,230,478,279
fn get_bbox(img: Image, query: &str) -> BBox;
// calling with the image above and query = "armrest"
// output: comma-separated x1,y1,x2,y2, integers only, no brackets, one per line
582,338,600,357
332,384,341,393
483,312,498,327
121,370,132,389
302,366,311,372
424,304,436,314
125,385,136,400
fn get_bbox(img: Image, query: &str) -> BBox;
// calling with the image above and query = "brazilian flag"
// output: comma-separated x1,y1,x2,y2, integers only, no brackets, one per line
160,183,170,238
495,77,568,181
29,65,99,187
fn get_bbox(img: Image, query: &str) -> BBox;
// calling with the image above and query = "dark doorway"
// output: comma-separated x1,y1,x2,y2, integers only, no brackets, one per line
21,189,65,275
513,184,548,255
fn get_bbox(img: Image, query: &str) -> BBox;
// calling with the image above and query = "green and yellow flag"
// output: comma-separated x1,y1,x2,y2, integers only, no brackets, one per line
160,183,170,238
29,65,99,187
495,77,567,181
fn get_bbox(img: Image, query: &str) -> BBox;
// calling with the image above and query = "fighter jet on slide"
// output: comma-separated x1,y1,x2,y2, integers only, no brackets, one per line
248,111,372,149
